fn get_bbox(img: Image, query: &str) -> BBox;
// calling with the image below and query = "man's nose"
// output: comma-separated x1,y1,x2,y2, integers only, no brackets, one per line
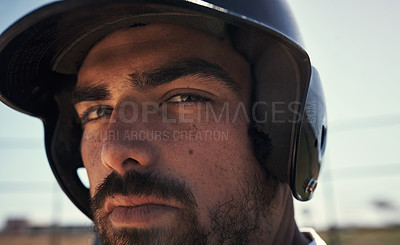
100,109,160,175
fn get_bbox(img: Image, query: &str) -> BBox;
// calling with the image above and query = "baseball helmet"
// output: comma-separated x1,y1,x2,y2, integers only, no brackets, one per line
0,0,327,219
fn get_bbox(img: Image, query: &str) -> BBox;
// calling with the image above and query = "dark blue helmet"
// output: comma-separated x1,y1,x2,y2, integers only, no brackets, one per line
0,0,327,219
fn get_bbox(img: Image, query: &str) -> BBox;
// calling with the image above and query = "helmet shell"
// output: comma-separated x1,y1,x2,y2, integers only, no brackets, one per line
0,0,327,218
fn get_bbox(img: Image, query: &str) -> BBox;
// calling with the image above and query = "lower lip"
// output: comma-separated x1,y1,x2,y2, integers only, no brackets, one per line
109,204,178,227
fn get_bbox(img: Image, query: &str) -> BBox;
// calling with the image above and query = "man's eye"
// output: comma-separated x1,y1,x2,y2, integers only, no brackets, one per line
80,105,113,124
167,94,210,103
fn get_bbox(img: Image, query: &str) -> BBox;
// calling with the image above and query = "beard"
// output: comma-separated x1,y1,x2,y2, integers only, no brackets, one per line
90,169,277,245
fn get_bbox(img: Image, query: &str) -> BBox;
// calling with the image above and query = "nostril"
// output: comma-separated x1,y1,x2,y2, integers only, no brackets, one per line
122,158,141,166
100,139,158,172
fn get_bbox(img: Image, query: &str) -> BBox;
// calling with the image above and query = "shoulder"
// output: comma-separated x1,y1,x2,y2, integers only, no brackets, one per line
299,227,327,245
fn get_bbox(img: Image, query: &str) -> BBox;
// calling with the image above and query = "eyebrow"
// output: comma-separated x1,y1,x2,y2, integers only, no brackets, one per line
128,58,240,93
73,83,110,105
73,58,240,104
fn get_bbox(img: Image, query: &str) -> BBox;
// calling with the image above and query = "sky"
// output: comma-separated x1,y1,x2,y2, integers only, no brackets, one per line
0,0,400,231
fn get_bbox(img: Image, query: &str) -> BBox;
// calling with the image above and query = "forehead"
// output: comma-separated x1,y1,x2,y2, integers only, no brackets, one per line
77,24,250,90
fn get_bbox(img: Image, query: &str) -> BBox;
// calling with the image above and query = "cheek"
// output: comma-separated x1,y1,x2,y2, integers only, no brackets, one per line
166,116,259,213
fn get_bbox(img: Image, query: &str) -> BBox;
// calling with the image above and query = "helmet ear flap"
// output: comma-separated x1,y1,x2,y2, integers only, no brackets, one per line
291,67,327,201
48,74,92,218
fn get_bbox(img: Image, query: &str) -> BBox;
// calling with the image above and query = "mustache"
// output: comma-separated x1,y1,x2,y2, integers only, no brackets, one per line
90,170,197,215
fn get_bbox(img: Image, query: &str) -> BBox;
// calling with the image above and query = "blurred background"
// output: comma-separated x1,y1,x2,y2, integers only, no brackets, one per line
1,0,400,244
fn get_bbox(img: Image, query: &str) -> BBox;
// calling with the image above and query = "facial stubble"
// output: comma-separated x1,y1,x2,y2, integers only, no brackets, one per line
91,169,277,245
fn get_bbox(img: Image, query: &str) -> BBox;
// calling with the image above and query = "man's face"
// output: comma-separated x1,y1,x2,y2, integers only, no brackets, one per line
74,24,280,244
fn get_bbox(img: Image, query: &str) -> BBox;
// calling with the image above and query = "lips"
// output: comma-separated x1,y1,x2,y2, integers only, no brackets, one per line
105,195,180,227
